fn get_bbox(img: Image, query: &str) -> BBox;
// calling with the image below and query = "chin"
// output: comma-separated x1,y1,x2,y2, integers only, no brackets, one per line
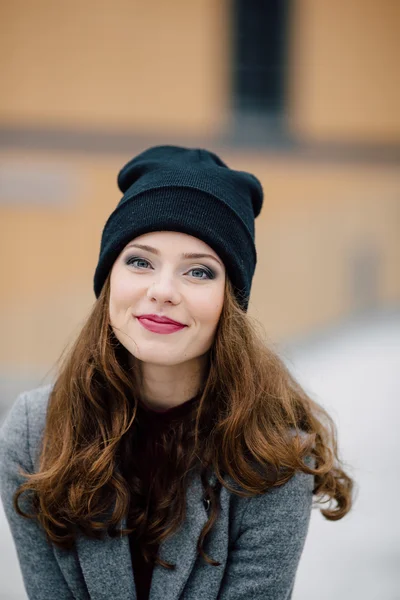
136,351,193,367
148,355,188,366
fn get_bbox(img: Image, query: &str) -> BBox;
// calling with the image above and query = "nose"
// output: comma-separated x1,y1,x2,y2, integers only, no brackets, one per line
146,271,181,304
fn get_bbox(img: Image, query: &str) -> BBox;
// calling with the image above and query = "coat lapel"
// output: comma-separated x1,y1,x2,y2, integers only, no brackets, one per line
69,470,213,600
53,517,136,600
75,521,136,599
149,471,210,600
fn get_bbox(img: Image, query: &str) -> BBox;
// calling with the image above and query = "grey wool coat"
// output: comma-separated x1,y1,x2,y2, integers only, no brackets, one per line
0,385,315,600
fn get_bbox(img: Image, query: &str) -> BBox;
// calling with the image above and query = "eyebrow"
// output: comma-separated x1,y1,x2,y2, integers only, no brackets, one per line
125,243,223,267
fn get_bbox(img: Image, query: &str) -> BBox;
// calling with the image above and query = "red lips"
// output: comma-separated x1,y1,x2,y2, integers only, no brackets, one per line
138,314,185,326
137,317,187,335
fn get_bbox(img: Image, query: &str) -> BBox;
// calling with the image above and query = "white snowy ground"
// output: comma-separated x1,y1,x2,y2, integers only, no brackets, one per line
284,309,400,600
1,309,399,599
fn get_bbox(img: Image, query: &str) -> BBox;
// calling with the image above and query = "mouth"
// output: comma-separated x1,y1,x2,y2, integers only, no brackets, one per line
136,316,187,335
137,314,186,326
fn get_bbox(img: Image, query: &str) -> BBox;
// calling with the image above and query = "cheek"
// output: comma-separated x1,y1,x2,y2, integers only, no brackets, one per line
194,290,224,326
109,270,135,318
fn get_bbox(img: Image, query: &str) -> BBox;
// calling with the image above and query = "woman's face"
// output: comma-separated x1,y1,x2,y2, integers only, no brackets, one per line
109,231,226,367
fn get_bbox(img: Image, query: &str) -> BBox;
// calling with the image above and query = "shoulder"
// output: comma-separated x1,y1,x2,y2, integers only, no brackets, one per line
220,453,315,538
227,466,315,560
239,460,315,535
0,384,53,472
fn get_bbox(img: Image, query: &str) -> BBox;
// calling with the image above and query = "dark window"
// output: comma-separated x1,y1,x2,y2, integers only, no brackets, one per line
231,0,291,142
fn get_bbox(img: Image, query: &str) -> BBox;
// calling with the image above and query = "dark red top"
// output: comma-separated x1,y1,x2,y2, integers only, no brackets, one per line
128,393,201,600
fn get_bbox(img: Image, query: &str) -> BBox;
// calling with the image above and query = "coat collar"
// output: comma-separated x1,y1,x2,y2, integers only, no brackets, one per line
55,471,216,600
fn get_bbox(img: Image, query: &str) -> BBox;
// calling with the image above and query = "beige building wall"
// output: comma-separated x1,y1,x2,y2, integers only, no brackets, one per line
0,0,399,370
288,0,400,142
0,0,229,135
1,0,398,141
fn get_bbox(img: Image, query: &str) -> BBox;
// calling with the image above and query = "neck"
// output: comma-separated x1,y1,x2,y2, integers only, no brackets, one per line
138,354,208,412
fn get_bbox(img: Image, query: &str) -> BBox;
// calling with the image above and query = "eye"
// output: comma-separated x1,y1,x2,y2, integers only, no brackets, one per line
125,256,215,280
125,256,151,269
188,267,215,280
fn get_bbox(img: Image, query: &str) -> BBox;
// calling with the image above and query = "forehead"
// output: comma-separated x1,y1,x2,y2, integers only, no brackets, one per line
126,230,221,259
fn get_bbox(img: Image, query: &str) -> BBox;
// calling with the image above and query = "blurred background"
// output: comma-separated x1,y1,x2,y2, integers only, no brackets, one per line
0,0,399,598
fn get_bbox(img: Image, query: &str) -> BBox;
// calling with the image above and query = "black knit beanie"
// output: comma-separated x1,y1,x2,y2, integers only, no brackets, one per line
94,145,264,312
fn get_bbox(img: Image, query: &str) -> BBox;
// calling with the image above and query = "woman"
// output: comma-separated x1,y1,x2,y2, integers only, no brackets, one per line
0,145,354,600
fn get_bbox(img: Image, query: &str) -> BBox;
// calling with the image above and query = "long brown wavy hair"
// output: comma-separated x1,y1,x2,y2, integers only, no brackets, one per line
14,275,354,569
